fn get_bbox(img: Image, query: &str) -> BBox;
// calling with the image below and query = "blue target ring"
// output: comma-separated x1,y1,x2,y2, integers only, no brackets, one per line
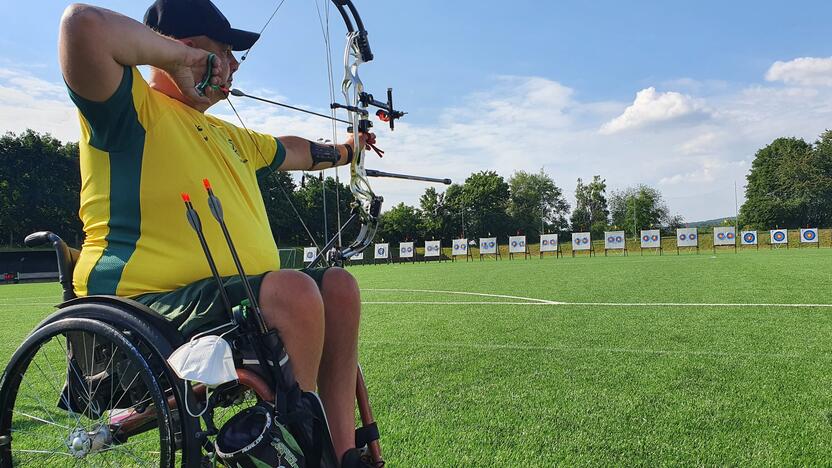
727,232,735,239
511,241,517,247
679,234,687,240
616,236,623,242
651,235,659,241
607,236,615,243
743,232,756,243
717,233,725,240
306,251,314,259
642,235,649,242
804,230,816,241
773,231,786,242
377,247,385,255
690,234,697,240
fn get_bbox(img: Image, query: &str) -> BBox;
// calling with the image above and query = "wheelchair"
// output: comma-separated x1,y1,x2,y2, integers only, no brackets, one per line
0,232,382,467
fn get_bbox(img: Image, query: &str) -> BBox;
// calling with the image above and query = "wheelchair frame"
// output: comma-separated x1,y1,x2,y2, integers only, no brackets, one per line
0,231,382,467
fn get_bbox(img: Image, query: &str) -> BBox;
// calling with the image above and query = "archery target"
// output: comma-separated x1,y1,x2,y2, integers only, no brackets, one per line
350,251,364,261
479,237,497,254
452,239,468,255
303,247,317,263
509,236,526,253
540,234,559,252
374,243,389,259
640,229,661,248
801,228,818,243
741,231,757,245
424,240,441,257
604,231,625,250
677,228,698,247
770,229,788,245
399,242,414,258
572,232,591,251
713,226,736,246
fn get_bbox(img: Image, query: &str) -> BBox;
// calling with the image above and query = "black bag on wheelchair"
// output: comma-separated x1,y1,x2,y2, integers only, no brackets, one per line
57,331,144,419
217,332,339,468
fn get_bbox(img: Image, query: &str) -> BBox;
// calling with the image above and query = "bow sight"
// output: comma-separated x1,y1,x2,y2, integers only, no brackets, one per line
331,88,406,131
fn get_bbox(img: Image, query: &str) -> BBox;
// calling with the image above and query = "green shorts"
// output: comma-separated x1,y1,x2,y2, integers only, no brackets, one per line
133,268,330,339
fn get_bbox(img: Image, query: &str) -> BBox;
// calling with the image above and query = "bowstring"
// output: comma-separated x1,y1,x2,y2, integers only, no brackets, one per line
314,0,344,248
225,93,325,258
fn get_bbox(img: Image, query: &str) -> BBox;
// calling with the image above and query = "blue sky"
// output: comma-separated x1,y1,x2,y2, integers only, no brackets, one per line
2,1,832,221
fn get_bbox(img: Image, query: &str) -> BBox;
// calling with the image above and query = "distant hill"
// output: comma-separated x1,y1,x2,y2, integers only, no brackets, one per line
685,217,736,228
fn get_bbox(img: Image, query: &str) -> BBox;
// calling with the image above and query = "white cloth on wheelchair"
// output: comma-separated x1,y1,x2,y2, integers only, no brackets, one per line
167,335,238,386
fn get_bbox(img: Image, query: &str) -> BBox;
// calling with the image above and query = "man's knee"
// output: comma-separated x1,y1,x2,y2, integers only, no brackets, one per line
259,270,324,330
321,267,361,321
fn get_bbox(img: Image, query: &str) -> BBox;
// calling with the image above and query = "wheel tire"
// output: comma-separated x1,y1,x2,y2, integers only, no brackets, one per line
0,318,175,467
37,302,203,466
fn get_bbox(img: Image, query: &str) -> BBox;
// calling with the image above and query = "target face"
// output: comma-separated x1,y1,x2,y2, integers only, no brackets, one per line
572,233,591,251
676,228,698,247
713,227,736,246
479,237,497,254
770,230,787,244
452,239,468,255
374,243,389,259
509,236,527,253
741,231,757,245
640,230,661,248
303,247,317,263
424,241,441,256
540,234,559,252
605,231,625,250
399,242,414,258
801,228,818,243
351,251,364,261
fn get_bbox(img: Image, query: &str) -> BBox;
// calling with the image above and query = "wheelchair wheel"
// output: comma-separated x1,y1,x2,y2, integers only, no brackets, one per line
0,318,175,467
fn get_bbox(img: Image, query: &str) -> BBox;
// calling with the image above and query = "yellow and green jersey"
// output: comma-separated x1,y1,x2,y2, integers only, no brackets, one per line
69,66,285,297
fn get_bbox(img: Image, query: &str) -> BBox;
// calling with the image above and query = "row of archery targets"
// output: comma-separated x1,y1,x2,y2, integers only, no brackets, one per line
302,227,822,263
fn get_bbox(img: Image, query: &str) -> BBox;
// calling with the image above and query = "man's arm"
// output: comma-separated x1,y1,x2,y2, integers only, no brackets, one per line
58,3,217,105
277,136,355,171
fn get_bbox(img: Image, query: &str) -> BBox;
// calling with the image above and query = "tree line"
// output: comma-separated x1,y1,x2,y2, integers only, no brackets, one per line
2,129,830,249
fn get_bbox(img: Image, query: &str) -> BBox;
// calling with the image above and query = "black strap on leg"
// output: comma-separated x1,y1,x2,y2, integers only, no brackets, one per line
355,422,380,448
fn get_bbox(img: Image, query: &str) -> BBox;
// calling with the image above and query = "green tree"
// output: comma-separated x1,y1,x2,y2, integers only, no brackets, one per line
290,174,355,247
378,203,420,242
570,175,608,237
507,170,569,239
459,171,511,239
0,130,81,246
739,133,832,228
609,184,681,236
418,187,446,240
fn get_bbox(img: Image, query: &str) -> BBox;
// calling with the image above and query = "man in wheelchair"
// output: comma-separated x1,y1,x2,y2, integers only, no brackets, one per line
38,0,379,466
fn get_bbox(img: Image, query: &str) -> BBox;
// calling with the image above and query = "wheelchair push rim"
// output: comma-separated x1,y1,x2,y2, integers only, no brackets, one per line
0,318,175,467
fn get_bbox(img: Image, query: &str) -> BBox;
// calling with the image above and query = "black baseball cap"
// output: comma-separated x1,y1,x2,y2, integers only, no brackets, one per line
144,0,259,51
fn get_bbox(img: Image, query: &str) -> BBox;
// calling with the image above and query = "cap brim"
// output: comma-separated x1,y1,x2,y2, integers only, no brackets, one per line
228,28,260,51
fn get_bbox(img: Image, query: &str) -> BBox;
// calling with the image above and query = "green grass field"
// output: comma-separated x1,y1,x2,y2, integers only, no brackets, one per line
2,248,832,466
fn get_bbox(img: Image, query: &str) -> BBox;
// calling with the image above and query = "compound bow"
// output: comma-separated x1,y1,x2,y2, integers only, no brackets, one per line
225,0,446,269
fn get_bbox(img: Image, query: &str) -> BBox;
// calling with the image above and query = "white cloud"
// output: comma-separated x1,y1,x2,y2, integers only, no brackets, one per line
0,68,78,141
600,87,710,134
766,57,832,87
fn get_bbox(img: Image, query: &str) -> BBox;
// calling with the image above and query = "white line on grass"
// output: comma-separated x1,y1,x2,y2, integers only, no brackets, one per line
362,289,832,308
361,340,819,359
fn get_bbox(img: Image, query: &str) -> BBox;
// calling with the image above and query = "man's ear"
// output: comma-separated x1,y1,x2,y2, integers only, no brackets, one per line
179,38,196,47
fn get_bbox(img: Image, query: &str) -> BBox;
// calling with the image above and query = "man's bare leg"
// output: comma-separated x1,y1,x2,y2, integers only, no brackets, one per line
258,269,325,390
317,267,362,459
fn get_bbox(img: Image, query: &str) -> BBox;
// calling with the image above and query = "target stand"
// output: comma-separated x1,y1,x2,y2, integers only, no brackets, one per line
712,228,737,254
539,235,561,259
478,238,502,261
422,241,445,263
508,236,530,260
799,229,820,248
604,246,628,256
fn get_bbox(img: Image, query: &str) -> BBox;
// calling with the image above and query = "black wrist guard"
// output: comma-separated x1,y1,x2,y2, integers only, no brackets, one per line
309,141,340,170
345,144,354,165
